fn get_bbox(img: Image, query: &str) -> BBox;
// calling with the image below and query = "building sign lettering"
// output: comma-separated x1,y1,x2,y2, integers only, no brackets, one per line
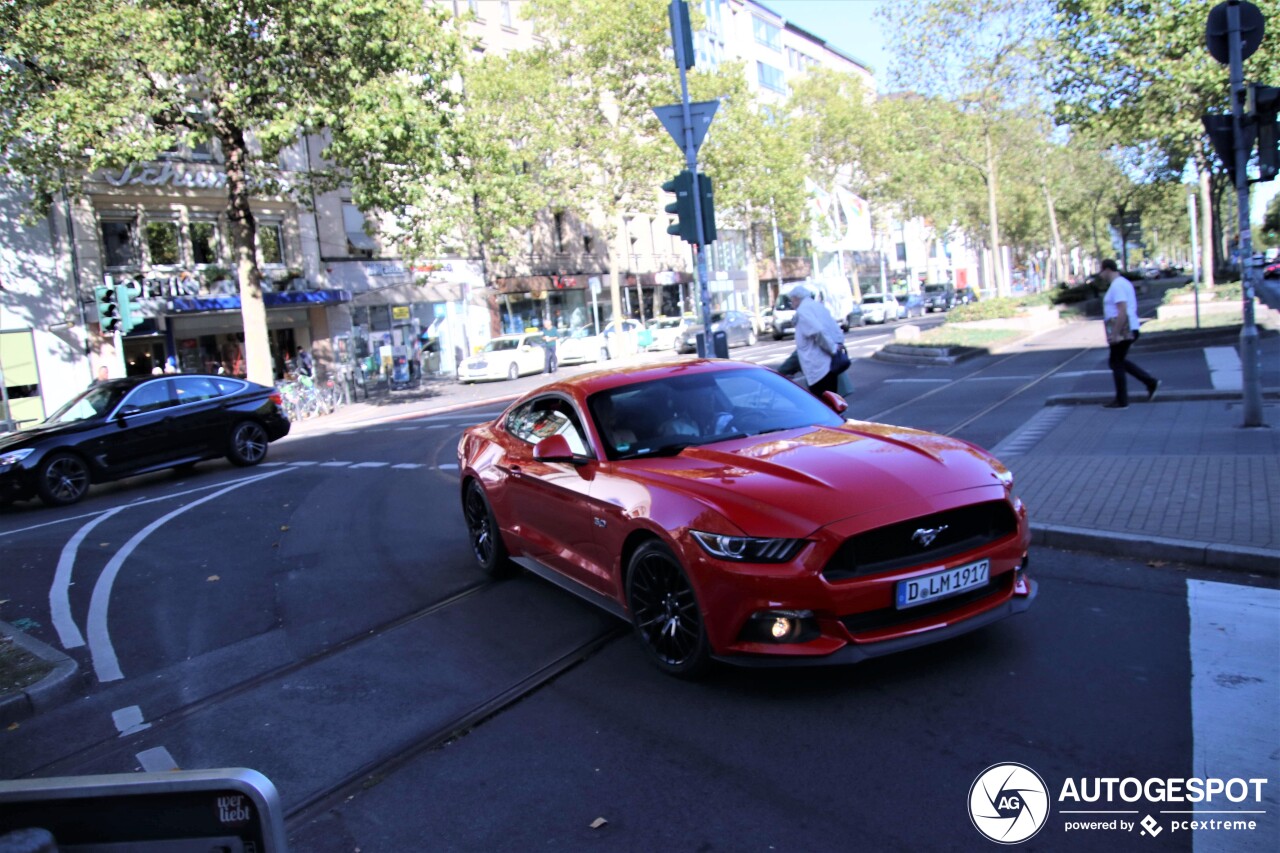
103,163,230,191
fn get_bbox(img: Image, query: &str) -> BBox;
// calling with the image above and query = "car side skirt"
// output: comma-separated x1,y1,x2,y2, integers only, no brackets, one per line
511,556,629,621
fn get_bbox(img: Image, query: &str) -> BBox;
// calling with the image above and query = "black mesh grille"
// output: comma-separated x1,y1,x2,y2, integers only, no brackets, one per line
822,500,1018,582
838,572,1013,635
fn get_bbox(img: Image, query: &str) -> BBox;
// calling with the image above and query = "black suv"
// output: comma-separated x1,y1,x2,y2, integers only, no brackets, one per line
922,283,954,312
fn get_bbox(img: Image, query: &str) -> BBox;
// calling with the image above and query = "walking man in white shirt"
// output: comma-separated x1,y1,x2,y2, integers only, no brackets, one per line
1099,259,1159,409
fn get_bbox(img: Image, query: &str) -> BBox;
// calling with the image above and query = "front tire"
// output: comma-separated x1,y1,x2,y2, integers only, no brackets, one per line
626,540,710,678
463,481,513,576
746,329,758,346
36,452,91,507
227,421,269,466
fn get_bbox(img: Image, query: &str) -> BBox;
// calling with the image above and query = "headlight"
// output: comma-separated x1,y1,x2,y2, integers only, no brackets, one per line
0,447,35,469
691,530,804,563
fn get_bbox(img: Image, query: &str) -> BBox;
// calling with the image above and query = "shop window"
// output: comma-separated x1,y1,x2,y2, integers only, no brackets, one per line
258,221,285,265
190,221,220,265
101,219,140,269
144,220,182,266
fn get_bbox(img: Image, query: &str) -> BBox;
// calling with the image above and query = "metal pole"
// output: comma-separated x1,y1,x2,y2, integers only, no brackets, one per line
1228,0,1265,426
670,1,712,356
771,201,783,303
1188,192,1201,329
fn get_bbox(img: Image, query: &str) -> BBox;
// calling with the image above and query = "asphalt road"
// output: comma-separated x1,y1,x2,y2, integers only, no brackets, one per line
1,319,1276,851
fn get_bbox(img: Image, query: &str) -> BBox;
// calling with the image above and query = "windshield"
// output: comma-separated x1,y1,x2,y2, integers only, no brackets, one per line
924,285,947,294
587,367,844,460
45,385,125,425
483,338,520,353
773,295,794,311
649,318,683,330
863,295,884,304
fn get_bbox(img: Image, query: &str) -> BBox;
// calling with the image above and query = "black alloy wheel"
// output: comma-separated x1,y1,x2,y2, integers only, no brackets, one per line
463,481,513,576
36,452,91,507
626,540,710,677
227,420,269,466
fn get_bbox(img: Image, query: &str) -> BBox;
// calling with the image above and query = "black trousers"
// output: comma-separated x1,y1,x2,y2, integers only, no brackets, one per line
1108,331,1156,405
810,370,839,397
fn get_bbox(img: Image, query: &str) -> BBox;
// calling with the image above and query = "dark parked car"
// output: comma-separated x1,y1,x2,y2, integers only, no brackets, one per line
922,283,954,312
0,375,290,508
675,311,758,354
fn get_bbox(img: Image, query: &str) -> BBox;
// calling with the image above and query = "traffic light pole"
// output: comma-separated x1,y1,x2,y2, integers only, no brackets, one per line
668,1,713,357
1227,1,1266,427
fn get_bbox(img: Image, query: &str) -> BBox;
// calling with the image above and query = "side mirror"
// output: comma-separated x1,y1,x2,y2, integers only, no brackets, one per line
533,434,591,465
116,405,143,420
821,391,848,415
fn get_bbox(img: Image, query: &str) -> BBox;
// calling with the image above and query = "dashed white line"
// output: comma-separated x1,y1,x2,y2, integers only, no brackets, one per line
112,705,151,736
349,462,389,469
391,463,426,470
320,461,353,467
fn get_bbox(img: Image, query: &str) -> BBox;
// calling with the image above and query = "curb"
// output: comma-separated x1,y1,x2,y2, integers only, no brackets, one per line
1030,523,1280,577
1045,388,1280,407
0,621,79,727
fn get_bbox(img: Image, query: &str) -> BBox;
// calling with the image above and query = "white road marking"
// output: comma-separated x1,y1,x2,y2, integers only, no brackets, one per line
320,461,353,467
1205,347,1242,391
286,460,318,466
49,506,125,650
87,469,289,683
394,426,420,431
1187,580,1278,853
438,463,460,471
112,705,151,736
391,463,425,470
349,461,389,468
136,746,179,772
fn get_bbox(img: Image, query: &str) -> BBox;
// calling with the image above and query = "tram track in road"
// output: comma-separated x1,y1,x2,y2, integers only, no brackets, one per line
20,579,497,780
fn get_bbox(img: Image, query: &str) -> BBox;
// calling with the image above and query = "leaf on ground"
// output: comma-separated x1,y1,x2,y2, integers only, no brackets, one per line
207,575,220,582
280,525,290,531
590,818,608,830
6,723,18,732
1147,560,1168,568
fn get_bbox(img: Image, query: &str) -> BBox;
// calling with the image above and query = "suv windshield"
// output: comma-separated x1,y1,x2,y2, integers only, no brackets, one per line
924,284,948,294
862,295,884,304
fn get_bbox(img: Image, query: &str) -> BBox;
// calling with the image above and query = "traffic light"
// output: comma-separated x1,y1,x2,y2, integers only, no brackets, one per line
94,285,123,334
1247,83,1280,182
113,283,137,333
696,173,716,244
663,170,697,244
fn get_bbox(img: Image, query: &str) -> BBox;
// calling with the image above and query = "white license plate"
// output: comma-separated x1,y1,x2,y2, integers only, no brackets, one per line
896,559,990,609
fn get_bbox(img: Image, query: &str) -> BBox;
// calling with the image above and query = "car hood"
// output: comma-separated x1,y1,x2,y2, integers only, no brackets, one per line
616,422,1009,536
0,419,92,452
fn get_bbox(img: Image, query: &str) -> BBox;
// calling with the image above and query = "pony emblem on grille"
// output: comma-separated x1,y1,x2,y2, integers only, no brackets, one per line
912,525,949,548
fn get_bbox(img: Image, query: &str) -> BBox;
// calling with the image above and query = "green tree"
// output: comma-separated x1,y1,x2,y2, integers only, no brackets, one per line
501,0,679,326
1050,0,1280,285
879,0,1051,297
0,0,467,385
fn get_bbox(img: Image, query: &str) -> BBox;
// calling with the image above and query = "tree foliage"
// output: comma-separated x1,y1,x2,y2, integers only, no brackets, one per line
0,0,468,384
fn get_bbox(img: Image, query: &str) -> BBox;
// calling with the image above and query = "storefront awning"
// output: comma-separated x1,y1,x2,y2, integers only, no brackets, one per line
166,290,352,313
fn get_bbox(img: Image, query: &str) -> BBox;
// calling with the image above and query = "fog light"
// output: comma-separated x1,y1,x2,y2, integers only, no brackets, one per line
742,610,820,644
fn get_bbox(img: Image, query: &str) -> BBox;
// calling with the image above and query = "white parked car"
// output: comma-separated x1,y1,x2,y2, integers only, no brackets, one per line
457,333,550,383
645,316,693,351
603,319,642,359
556,327,610,365
858,293,901,325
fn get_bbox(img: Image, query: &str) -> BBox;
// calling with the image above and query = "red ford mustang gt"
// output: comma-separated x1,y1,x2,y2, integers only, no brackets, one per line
457,360,1035,677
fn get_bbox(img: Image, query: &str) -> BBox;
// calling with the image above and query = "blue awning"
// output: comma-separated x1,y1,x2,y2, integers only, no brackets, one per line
167,290,353,313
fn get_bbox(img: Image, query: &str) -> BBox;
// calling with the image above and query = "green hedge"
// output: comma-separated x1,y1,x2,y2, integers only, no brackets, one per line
947,293,1051,322
1160,281,1243,305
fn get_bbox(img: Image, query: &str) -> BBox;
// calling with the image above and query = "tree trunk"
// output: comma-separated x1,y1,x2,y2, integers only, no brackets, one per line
1043,178,1066,287
608,217,624,327
222,128,272,386
983,128,1006,297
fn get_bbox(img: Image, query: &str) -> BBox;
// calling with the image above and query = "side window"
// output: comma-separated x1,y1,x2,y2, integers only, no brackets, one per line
122,380,174,413
173,376,222,405
506,397,590,456
211,377,244,396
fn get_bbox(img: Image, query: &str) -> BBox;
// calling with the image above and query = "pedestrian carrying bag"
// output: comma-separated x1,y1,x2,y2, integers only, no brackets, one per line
830,343,851,375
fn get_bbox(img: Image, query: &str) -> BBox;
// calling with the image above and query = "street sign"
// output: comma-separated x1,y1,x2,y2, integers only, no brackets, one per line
1207,0,1265,64
652,100,719,154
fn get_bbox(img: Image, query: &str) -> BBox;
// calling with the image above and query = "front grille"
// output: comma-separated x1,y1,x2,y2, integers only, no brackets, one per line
838,572,1012,635
822,500,1017,582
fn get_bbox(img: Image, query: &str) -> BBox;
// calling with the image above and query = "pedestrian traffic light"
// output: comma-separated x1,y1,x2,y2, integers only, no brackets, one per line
1246,83,1280,182
94,285,123,334
696,173,716,244
663,170,697,244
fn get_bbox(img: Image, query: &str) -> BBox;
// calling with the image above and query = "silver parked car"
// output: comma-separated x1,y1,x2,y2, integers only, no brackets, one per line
675,311,758,354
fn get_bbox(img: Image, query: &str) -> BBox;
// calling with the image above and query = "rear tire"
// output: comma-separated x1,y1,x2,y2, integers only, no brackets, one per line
227,421,269,466
36,452,91,507
625,540,710,678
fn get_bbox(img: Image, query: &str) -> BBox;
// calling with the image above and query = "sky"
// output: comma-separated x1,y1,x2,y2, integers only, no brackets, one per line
764,0,891,80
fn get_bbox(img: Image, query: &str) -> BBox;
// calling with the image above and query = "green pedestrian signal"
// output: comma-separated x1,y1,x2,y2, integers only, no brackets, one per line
94,285,123,334
663,170,697,244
